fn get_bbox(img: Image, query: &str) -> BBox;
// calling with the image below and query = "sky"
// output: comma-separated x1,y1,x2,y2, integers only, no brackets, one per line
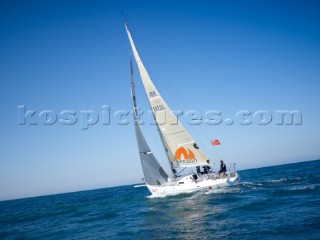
0,0,319,201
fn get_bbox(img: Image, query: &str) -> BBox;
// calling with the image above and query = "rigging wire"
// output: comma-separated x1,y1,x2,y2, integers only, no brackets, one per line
137,39,223,165
164,79,222,162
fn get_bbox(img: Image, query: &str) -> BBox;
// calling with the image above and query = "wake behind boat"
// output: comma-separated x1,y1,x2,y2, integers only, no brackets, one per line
125,23,240,197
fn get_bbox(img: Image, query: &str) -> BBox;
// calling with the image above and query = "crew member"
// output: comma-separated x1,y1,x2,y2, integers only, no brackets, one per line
218,160,226,175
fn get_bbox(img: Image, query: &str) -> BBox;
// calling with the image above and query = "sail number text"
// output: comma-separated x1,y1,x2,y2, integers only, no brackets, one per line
149,91,158,98
153,105,165,112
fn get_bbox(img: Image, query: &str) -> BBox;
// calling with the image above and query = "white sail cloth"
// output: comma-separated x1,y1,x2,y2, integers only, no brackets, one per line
126,24,210,168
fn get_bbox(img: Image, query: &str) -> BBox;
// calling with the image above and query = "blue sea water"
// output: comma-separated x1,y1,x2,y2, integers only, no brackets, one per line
1,160,320,240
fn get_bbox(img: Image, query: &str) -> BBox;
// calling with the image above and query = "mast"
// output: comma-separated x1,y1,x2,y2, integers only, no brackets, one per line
130,57,138,118
125,23,211,170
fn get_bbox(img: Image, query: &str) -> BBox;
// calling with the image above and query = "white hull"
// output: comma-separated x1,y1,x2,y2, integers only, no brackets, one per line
147,172,240,197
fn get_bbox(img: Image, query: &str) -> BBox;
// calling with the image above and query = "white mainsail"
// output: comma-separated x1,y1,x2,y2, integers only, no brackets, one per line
126,24,210,169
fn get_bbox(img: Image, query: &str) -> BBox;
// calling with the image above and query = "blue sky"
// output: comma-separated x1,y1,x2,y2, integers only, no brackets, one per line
0,0,319,201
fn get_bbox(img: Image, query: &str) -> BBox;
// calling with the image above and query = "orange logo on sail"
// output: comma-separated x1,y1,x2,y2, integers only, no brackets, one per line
174,147,195,160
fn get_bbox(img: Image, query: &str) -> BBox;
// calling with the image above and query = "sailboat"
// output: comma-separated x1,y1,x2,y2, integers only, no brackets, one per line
126,23,239,197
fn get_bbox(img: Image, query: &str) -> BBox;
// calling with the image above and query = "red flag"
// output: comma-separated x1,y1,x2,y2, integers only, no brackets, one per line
211,139,220,146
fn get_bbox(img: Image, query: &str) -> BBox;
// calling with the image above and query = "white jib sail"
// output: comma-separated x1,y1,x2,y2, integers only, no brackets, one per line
126,24,210,168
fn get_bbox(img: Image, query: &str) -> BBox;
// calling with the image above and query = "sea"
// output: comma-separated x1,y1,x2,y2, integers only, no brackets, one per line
1,160,320,240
